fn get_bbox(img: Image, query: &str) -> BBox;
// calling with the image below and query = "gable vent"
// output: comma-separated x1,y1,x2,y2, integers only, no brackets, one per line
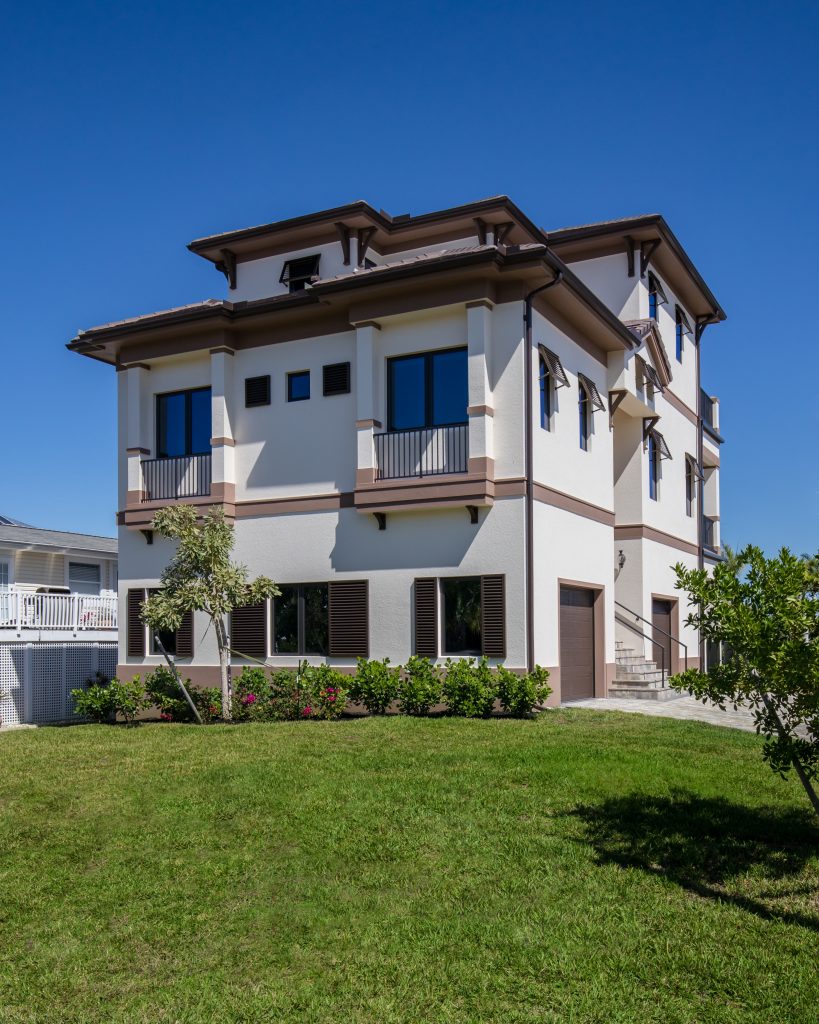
328,580,369,657
245,375,271,407
230,601,267,661
481,575,506,658
323,362,351,397
414,578,438,657
127,588,146,658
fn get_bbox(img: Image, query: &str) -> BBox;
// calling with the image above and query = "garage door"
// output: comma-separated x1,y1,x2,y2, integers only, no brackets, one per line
559,586,595,701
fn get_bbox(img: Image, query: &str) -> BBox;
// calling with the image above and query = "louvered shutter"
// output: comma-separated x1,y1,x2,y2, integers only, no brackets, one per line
230,602,267,661
323,362,351,396
127,588,146,657
480,575,506,658
176,610,194,658
328,580,368,657
245,375,271,407
414,578,438,657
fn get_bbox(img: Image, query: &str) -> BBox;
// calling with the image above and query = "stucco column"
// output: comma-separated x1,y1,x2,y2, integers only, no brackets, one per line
124,364,150,502
466,300,494,476
210,347,235,506
354,321,381,485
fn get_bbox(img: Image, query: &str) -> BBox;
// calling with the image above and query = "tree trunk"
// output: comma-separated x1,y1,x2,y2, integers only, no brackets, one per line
761,693,819,817
215,617,232,720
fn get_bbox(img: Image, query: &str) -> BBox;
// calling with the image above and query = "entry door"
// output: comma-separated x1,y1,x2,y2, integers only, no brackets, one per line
559,586,595,701
652,599,674,678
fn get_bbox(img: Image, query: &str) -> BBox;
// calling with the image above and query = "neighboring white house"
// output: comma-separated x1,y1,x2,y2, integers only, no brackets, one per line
68,196,725,703
0,515,118,725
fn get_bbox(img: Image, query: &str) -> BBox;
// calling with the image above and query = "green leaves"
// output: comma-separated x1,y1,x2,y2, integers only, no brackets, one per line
672,545,819,809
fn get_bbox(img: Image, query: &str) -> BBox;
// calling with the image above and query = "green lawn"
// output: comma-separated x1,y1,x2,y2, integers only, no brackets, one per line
1,712,817,1024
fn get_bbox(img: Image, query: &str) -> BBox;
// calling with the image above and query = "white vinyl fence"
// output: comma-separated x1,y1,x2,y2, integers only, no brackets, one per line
0,642,118,726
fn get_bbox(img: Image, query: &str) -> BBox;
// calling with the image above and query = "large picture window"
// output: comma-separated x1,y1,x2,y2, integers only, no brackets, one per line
273,584,329,655
387,347,468,431
442,577,482,656
68,562,101,596
156,387,211,459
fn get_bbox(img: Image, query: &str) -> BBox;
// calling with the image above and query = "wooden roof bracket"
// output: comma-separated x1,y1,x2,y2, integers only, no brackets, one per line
215,249,237,290
373,512,386,531
642,415,660,446
639,239,662,277
357,227,377,266
494,222,515,246
625,235,635,277
335,222,351,266
466,505,479,524
474,217,488,245
608,389,627,429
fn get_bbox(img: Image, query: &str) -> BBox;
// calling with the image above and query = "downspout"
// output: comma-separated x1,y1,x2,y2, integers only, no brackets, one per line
523,269,563,672
695,315,715,668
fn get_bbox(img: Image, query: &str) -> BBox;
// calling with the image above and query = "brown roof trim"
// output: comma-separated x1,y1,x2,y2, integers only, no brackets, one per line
547,214,726,322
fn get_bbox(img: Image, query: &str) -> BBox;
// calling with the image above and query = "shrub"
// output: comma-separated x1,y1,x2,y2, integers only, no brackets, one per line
231,667,304,722
497,665,552,717
71,675,149,725
350,657,400,714
398,656,442,715
300,663,348,720
144,666,218,723
441,657,497,718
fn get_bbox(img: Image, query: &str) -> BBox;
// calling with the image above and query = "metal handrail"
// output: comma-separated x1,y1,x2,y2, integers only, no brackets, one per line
615,612,665,686
615,598,687,672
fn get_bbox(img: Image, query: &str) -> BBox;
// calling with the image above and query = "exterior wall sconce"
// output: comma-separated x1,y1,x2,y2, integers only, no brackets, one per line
617,549,626,570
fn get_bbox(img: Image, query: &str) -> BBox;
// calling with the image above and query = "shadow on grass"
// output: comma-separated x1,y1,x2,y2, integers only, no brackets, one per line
571,791,819,931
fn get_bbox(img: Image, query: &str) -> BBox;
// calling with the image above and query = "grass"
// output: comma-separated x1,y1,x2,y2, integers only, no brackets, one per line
0,710,817,1024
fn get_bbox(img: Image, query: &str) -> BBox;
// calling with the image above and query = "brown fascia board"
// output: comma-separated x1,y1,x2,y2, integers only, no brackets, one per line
546,214,726,323
67,244,635,365
187,195,547,264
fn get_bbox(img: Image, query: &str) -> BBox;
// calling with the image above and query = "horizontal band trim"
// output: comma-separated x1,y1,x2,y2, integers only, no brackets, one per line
614,523,699,556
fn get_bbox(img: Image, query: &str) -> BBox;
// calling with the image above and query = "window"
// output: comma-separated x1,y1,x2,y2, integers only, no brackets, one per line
539,356,552,429
685,457,695,517
648,433,660,500
578,382,591,450
675,318,684,362
387,347,468,430
156,387,211,459
152,627,177,656
675,305,692,363
287,371,310,402
0,559,9,590
273,584,329,655
647,272,667,321
245,375,271,407
68,562,101,596
442,577,482,655
280,254,320,293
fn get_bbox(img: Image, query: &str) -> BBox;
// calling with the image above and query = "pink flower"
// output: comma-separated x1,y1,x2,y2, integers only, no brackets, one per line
328,695,336,702
242,693,257,705
302,705,313,717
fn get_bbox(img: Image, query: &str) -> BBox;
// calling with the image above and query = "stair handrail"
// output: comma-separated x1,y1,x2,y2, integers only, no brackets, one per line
614,612,666,686
614,599,688,673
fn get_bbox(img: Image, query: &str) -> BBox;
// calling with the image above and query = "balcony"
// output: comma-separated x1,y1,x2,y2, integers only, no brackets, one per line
0,592,118,633
141,453,212,501
374,424,469,481
702,515,719,552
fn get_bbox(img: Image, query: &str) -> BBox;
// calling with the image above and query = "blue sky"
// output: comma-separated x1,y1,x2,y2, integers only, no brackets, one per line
1,0,816,553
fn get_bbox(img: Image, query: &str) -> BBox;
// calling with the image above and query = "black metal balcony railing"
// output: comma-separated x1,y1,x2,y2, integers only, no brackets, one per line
702,515,717,551
700,389,715,430
374,423,469,481
141,453,212,501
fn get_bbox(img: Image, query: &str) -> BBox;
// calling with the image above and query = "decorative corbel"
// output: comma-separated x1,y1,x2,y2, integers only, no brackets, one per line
466,505,479,525
357,227,377,266
215,249,237,290
335,222,351,266
608,389,627,429
474,217,488,245
493,222,511,245
639,239,662,278
695,316,711,343
624,235,635,277
642,415,660,445
373,512,386,531
140,529,154,545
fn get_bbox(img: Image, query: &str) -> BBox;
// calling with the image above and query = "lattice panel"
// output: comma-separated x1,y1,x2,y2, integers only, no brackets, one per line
0,644,25,727
65,645,96,721
31,645,66,724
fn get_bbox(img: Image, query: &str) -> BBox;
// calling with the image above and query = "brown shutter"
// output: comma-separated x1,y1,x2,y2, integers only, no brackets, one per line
176,610,194,659
328,580,369,657
481,575,505,658
230,602,267,661
127,588,146,657
322,362,351,396
414,578,438,657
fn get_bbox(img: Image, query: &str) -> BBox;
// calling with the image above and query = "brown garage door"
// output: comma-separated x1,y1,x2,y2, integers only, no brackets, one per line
560,586,595,701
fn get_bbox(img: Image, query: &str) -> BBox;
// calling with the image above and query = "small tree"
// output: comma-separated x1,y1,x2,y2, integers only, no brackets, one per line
672,546,819,816
141,505,279,720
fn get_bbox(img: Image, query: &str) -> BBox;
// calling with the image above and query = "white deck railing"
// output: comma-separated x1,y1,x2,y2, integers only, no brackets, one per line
0,593,118,632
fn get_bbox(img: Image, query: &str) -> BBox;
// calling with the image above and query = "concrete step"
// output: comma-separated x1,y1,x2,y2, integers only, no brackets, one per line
615,672,666,684
616,656,660,670
608,684,686,702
